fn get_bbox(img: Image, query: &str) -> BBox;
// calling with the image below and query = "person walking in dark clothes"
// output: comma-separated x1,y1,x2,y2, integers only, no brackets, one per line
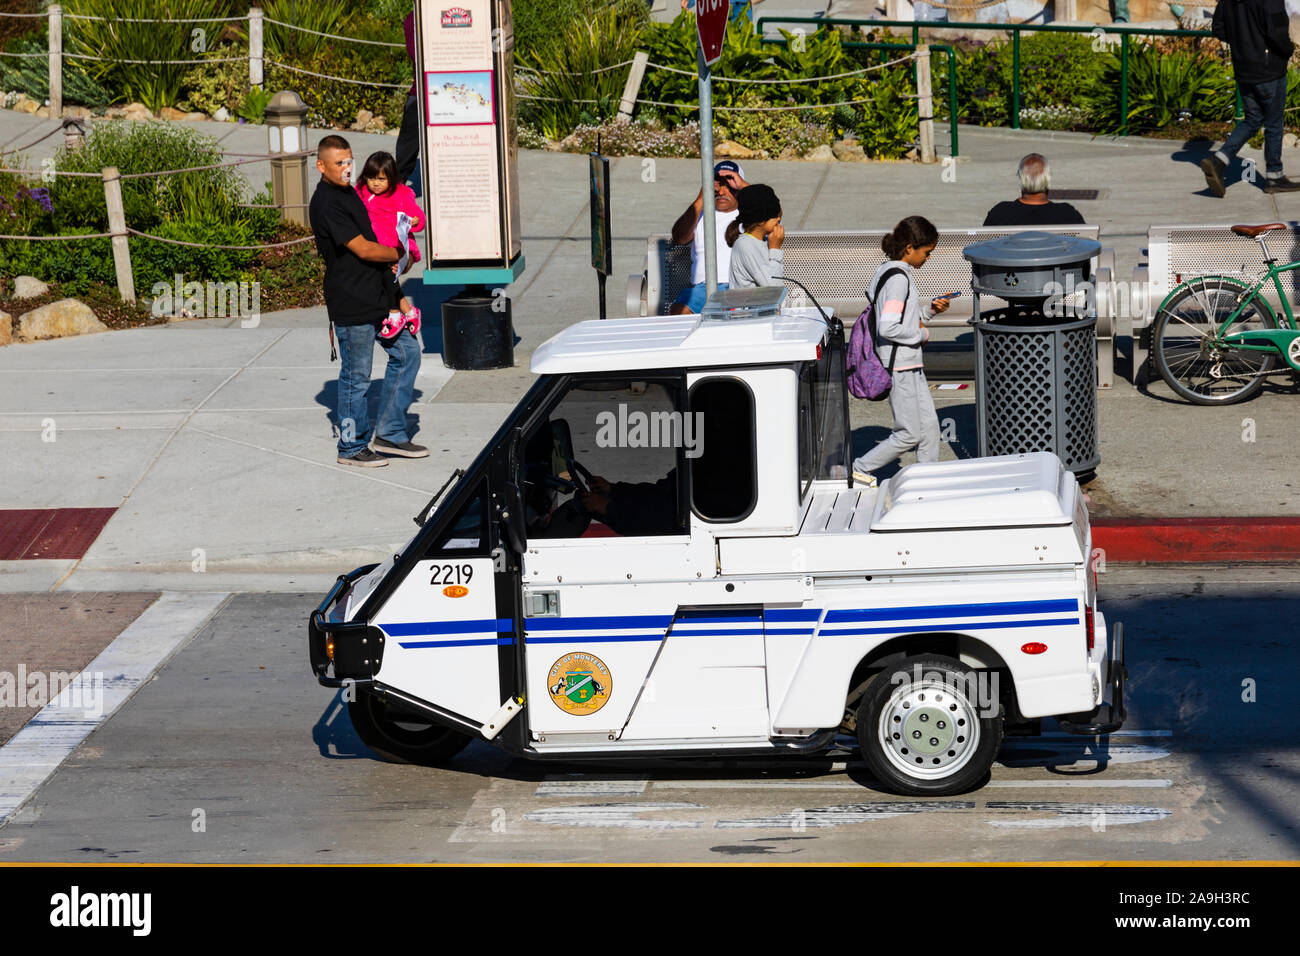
395,11,420,184
1201,0,1300,195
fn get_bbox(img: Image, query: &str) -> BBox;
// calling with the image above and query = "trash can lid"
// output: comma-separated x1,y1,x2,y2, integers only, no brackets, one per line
962,231,1100,267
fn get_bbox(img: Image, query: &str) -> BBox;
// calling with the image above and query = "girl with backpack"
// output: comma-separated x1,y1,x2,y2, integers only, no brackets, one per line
851,216,954,487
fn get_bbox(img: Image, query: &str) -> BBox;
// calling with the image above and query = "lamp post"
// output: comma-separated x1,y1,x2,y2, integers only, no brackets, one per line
265,90,309,226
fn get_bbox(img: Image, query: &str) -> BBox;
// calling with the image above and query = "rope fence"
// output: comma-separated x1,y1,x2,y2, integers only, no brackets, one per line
263,16,404,48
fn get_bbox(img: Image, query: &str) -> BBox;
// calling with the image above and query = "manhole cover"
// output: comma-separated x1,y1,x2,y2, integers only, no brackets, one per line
1047,189,1107,201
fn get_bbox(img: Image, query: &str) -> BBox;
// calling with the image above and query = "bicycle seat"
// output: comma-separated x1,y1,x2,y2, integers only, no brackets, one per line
1231,223,1288,237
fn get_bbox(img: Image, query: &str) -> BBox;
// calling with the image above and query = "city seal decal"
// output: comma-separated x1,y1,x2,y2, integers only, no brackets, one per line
441,7,472,27
547,652,612,716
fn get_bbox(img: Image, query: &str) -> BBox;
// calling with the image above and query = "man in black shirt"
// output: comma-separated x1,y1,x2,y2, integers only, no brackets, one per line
1201,0,1300,195
982,154,1087,227
310,135,427,468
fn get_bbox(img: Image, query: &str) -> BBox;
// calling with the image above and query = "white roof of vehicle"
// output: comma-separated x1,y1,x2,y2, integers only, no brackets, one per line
870,453,1075,531
530,309,828,374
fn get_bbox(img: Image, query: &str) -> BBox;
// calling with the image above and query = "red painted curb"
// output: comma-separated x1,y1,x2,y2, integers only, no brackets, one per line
1091,517,1300,563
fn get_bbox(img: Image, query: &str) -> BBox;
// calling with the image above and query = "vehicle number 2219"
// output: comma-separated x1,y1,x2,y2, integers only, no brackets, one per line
430,563,474,586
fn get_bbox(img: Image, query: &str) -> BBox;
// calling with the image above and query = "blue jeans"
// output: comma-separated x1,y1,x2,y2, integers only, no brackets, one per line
334,323,421,457
1219,76,1288,178
672,281,729,314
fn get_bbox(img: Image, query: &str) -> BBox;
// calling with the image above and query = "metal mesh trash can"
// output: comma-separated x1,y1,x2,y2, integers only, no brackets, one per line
963,232,1101,476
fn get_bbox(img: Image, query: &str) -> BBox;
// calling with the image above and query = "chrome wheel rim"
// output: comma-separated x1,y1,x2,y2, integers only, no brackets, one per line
877,676,980,780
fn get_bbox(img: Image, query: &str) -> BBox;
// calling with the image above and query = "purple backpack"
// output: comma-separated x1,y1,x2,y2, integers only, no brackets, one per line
847,266,908,401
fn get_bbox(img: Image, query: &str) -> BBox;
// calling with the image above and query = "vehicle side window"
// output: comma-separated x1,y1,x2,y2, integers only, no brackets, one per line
424,480,489,556
519,378,686,539
689,377,756,522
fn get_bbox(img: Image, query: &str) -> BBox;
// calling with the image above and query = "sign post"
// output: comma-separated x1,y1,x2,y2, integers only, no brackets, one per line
589,149,612,321
695,0,729,300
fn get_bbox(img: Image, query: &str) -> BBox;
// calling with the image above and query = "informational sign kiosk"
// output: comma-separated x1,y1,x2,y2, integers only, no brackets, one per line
414,0,524,367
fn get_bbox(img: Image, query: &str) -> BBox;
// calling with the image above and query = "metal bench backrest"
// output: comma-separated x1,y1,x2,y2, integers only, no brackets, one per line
644,225,1103,318
1146,222,1300,317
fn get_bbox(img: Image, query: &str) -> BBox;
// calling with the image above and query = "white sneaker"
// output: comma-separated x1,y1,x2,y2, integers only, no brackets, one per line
853,471,877,488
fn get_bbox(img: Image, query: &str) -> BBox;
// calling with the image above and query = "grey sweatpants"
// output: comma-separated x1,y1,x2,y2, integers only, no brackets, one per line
851,369,940,475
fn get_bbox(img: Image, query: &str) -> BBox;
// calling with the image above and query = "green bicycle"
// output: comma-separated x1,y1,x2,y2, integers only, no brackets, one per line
1152,223,1300,404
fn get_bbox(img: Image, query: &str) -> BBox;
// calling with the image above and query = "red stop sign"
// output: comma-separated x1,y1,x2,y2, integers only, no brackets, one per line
696,0,730,66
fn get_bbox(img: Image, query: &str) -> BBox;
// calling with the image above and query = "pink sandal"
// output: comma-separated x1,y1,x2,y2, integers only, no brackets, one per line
379,312,404,339
404,306,422,337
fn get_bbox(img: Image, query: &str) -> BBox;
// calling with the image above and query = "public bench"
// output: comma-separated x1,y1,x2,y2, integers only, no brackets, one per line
1130,222,1300,385
627,225,1118,387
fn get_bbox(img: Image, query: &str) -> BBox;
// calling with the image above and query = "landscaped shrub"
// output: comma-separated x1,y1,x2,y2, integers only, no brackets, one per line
47,122,249,233
128,218,257,288
513,0,648,62
266,46,407,130
560,120,701,157
0,229,117,294
719,90,831,157
62,0,244,111
178,43,248,115
517,5,646,138
0,34,111,106
1086,42,1235,133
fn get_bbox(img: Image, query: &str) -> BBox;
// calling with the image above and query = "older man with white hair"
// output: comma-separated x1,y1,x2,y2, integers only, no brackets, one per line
982,154,1087,227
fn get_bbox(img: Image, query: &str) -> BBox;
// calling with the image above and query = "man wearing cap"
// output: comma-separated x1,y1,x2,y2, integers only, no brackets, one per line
668,161,749,314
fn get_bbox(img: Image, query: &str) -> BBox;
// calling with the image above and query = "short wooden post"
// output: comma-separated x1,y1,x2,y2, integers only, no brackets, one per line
249,5,264,89
916,45,935,164
102,167,135,304
616,51,649,124
886,0,911,21
1058,0,1077,21
48,4,63,118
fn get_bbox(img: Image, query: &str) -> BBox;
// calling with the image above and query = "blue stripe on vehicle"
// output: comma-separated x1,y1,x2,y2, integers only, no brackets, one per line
765,608,823,622
667,627,765,637
763,627,817,635
398,636,516,649
383,618,513,636
675,615,761,623
821,617,1079,636
825,599,1078,623
524,615,674,631
526,633,665,644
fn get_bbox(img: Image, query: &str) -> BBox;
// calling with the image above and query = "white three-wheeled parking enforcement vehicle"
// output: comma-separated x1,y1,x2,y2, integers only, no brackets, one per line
309,304,1125,796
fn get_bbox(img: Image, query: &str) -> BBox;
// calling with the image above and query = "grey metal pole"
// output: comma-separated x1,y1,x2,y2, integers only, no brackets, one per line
698,44,717,300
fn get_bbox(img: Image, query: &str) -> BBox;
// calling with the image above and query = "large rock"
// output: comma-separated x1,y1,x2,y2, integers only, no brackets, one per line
0,311,11,347
14,275,50,299
352,109,374,131
161,106,206,121
832,139,868,162
1285,132,1300,149
13,95,39,115
17,299,108,341
715,139,759,160
213,107,231,122
108,102,153,121
804,144,835,162
63,105,94,121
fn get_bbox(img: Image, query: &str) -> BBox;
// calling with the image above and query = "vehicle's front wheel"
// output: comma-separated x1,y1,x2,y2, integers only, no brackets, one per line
856,656,1003,796
347,688,473,765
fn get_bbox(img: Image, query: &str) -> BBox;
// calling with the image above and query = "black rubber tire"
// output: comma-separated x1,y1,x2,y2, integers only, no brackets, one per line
856,656,1003,796
347,688,473,765
1152,277,1279,405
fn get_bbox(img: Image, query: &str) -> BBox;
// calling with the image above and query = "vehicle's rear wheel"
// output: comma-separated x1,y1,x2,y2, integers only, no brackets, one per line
347,687,472,765
856,656,1003,796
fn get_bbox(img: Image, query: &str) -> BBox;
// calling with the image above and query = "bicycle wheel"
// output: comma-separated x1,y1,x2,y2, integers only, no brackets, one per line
1152,276,1280,404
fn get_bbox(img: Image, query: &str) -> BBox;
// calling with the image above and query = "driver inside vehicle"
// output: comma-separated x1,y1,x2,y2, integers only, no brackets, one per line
520,419,682,539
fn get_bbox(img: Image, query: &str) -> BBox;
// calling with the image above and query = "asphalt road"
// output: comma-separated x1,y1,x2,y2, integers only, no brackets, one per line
0,572,1296,863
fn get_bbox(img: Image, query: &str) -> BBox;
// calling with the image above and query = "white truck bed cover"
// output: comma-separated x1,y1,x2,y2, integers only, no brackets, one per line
870,453,1076,531
530,310,827,374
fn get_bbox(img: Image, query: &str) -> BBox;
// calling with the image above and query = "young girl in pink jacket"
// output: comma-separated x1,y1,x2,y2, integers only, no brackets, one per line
356,151,425,339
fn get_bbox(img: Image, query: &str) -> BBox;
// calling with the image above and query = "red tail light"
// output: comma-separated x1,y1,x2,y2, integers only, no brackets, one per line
1021,642,1047,655
1085,604,1095,653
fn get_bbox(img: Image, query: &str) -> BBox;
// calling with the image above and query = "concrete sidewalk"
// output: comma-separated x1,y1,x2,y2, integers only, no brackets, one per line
2,110,1299,590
